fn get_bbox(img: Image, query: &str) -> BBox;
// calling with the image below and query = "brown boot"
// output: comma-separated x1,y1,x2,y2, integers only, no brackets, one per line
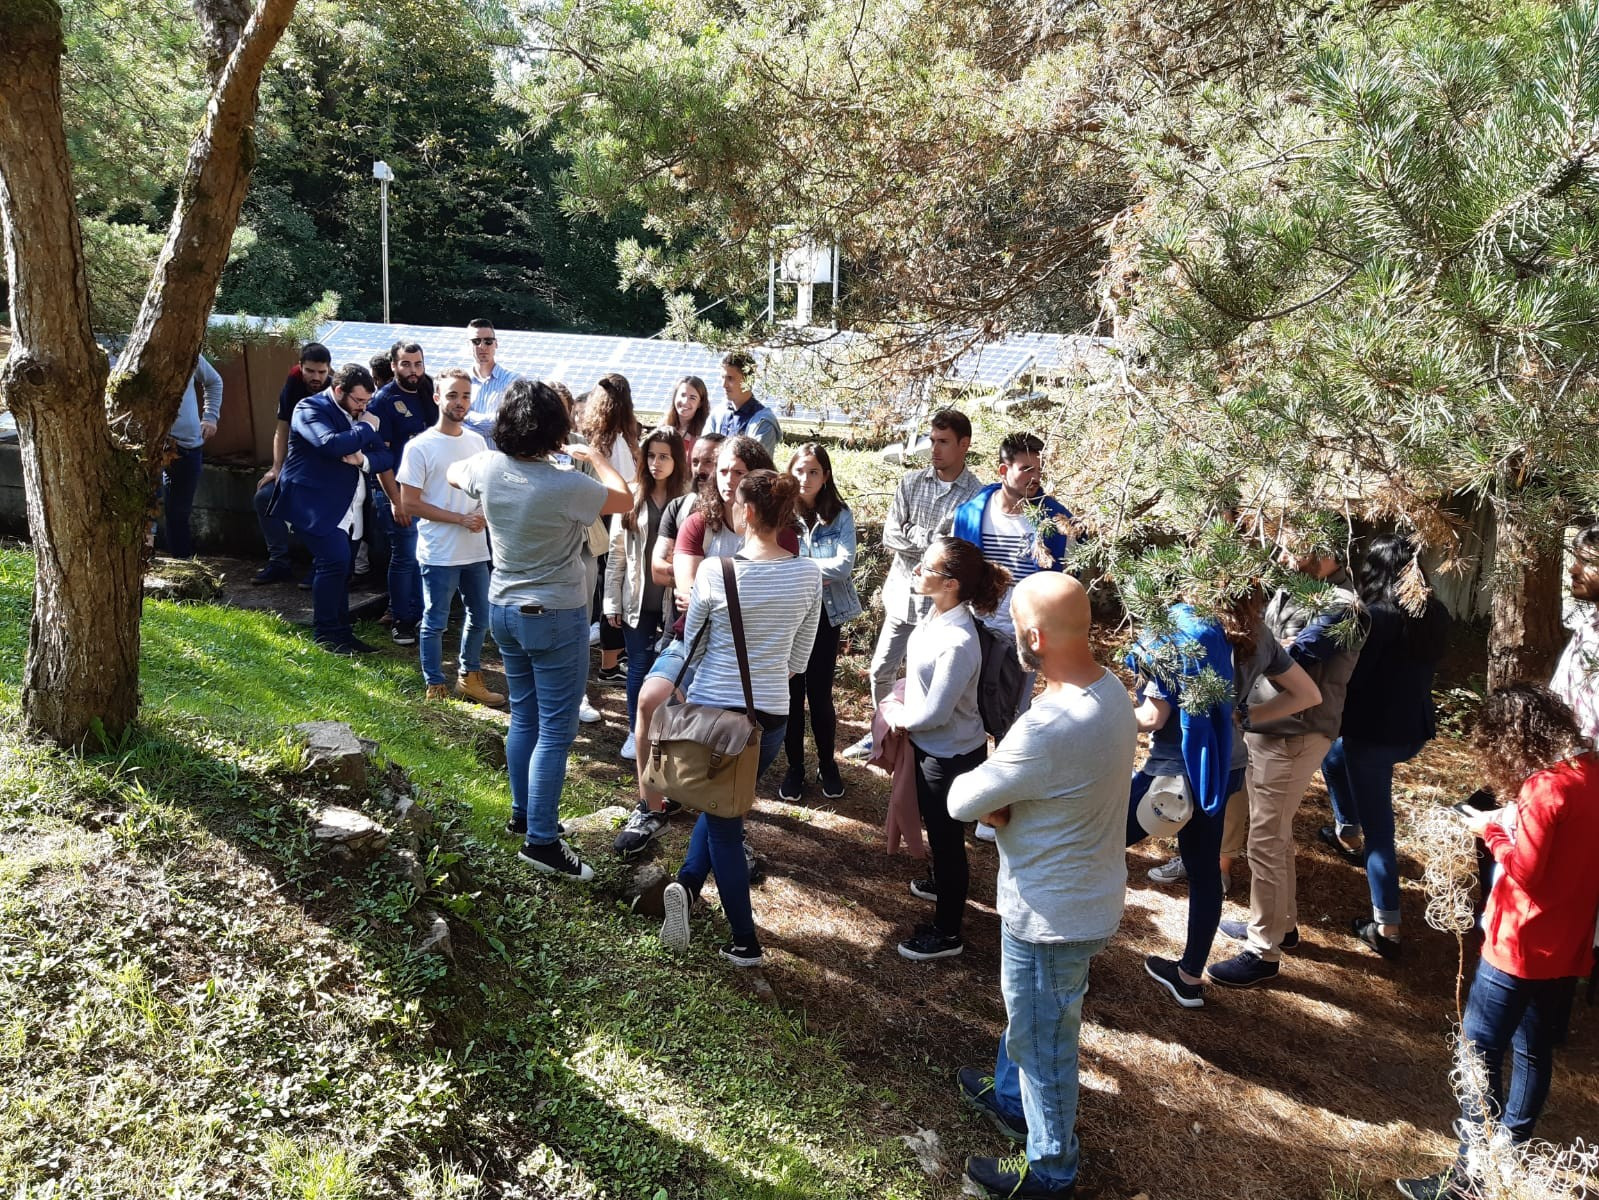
456,670,506,707
425,683,450,701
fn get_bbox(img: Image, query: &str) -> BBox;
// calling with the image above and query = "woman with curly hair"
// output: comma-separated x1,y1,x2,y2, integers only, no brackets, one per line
1395,684,1599,1200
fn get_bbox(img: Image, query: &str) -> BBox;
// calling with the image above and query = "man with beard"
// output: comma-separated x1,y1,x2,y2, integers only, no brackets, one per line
396,367,502,706
365,342,438,647
268,363,385,654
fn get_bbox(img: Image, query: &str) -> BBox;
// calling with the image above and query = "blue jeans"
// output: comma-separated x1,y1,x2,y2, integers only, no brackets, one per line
992,926,1109,1189
372,489,422,624
300,527,355,644
621,610,667,729
489,603,589,844
678,719,786,946
419,561,490,686
254,481,294,567
1457,958,1577,1148
1322,736,1425,925
1126,766,1244,976
159,444,205,558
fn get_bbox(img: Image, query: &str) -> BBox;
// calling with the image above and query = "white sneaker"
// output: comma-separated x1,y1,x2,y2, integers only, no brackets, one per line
842,733,874,761
1148,855,1187,884
578,698,601,724
589,621,601,645
974,822,997,843
619,732,636,760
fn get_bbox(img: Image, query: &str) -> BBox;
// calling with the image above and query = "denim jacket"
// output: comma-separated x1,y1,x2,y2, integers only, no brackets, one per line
799,506,862,627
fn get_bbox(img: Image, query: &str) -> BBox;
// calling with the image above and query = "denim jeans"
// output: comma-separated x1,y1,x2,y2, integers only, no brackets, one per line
489,603,589,844
1321,736,1426,925
678,719,786,946
1126,766,1244,976
159,444,205,559
621,609,667,729
254,482,295,567
419,561,490,686
300,527,355,644
992,926,1109,1189
1457,958,1577,1149
372,488,422,624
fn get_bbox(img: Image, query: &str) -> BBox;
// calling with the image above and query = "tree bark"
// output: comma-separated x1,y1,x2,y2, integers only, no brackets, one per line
0,0,296,747
1487,499,1566,691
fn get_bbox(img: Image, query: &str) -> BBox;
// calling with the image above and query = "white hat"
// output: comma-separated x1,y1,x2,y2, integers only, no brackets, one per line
1137,774,1194,838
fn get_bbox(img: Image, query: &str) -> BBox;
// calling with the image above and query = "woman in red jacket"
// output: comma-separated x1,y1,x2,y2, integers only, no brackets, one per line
1397,684,1599,1200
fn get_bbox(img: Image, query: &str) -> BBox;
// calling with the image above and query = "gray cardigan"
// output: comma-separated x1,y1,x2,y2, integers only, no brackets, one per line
948,670,1137,943
898,602,986,758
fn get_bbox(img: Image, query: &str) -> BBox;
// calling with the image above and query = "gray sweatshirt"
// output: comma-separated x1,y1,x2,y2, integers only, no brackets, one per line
948,669,1137,943
898,602,986,758
170,355,224,450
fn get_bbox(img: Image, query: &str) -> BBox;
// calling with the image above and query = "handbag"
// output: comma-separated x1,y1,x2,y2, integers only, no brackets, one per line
640,558,762,817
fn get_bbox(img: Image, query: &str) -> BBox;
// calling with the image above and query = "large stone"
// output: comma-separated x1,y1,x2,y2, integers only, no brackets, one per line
143,558,224,604
310,804,389,864
624,863,670,917
416,909,452,960
562,804,631,838
393,795,434,832
293,721,369,787
392,848,428,891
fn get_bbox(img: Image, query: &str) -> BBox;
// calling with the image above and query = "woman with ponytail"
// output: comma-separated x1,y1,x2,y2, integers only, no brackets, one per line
883,536,1011,961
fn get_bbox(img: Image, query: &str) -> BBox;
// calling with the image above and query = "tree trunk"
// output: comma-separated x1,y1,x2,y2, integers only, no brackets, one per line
1487,499,1566,690
0,0,296,747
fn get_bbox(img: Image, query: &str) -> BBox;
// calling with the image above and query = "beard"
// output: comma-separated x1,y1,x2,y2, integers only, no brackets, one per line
1017,637,1042,673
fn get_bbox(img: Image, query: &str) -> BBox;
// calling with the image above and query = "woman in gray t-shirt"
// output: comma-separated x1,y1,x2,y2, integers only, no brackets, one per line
450,380,631,883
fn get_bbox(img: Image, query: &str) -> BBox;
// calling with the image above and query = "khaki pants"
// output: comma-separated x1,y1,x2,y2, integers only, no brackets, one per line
1221,787,1248,860
1243,731,1331,961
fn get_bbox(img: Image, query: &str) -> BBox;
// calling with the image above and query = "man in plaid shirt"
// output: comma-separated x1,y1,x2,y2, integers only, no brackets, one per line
845,408,982,760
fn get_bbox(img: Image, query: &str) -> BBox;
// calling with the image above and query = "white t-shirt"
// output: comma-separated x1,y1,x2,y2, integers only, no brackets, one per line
396,427,490,566
980,492,1037,638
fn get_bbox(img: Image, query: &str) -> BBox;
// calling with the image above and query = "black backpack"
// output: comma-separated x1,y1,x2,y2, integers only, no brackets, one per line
974,622,1027,741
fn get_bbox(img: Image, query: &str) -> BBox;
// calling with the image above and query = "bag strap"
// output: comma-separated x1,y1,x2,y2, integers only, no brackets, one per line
721,557,757,715
671,616,709,691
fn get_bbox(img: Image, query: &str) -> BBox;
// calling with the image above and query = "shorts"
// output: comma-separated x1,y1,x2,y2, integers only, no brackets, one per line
645,637,695,692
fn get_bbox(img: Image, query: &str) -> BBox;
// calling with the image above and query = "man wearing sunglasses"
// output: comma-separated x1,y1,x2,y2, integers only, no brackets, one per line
462,319,518,446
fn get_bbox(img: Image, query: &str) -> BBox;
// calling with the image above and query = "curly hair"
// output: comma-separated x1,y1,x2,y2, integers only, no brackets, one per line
699,435,774,536
493,379,571,461
1471,683,1591,801
582,373,639,459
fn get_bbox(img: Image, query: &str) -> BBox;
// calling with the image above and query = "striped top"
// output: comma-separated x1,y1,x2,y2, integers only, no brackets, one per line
981,493,1040,638
684,556,823,715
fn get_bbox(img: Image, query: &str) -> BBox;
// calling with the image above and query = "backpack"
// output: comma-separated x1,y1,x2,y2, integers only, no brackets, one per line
974,622,1027,741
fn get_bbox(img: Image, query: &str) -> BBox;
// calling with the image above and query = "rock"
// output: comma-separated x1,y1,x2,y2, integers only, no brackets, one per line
293,721,369,787
562,804,630,838
898,1128,944,1177
392,848,428,891
416,910,452,959
310,805,389,863
143,558,224,603
393,795,434,832
625,863,670,917
472,730,507,770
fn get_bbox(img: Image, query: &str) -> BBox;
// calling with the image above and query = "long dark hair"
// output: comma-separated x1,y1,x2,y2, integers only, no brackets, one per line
583,372,639,459
625,427,689,532
1471,683,1591,801
1359,533,1449,659
660,375,709,439
699,435,774,536
787,442,846,527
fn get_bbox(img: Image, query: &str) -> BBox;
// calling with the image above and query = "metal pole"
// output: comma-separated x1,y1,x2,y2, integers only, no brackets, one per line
380,178,391,324
767,251,776,325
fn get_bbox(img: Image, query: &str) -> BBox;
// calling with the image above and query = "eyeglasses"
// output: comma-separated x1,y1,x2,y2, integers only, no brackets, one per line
913,562,951,579
469,337,496,346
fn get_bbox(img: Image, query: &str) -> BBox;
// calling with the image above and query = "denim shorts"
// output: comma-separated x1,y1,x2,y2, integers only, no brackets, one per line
646,637,695,691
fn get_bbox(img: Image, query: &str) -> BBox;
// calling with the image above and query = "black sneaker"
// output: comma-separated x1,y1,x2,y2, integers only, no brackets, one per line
595,665,627,686
614,804,670,857
777,767,804,803
252,562,294,585
505,819,564,837
660,881,692,950
964,1154,1075,1198
1352,917,1403,961
1206,950,1280,988
316,636,380,656
517,839,595,882
1319,823,1365,864
1144,954,1205,1008
391,621,419,646
818,761,845,799
1394,1171,1478,1200
719,941,765,967
1220,918,1298,951
898,924,964,961
957,1067,1026,1142
908,878,938,902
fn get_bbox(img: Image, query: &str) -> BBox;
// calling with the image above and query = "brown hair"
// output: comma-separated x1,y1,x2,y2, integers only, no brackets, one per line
787,442,846,526
734,469,799,535
435,366,472,389
1471,684,1591,801
928,535,1010,617
625,427,689,531
583,372,639,458
698,435,774,536
660,375,710,439
1218,581,1266,662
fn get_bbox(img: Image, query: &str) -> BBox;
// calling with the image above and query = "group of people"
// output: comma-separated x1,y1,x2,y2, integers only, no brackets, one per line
240,323,1599,1200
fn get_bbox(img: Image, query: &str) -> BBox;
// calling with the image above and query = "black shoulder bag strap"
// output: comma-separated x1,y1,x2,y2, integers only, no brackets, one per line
720,557,757,715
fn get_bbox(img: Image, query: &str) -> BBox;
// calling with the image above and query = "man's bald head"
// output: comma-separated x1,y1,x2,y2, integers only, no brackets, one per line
1013,573,1093,680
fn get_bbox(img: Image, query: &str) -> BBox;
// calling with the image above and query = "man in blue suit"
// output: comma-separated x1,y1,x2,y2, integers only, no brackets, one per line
268,363,386,654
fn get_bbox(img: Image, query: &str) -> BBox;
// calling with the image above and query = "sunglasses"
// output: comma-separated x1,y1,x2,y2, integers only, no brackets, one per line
913,562,952,579
469,337,496,346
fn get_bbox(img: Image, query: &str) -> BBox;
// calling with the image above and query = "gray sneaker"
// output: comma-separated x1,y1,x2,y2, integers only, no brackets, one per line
614,804,670,857
660,882,692,951
1148,854,1187,884
842,733,874,761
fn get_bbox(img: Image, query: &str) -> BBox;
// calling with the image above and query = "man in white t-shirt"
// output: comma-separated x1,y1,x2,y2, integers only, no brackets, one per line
395,367,503,706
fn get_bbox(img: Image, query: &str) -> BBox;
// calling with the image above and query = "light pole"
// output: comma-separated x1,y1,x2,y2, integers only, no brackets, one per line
373,160,394,323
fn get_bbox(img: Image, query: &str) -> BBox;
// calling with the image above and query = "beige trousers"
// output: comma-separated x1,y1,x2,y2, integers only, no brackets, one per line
1243,731,1332,961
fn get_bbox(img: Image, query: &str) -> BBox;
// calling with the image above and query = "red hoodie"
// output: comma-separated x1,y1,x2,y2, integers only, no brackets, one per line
1482,753,1599,980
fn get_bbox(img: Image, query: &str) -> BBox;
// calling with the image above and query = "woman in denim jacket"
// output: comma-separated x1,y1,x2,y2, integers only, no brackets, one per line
780,443,862,802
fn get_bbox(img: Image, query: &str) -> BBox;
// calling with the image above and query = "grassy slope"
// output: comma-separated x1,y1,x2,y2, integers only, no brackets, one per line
0,547,925,1200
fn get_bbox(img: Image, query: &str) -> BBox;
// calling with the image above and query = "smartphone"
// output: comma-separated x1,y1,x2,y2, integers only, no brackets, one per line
550,452,573,468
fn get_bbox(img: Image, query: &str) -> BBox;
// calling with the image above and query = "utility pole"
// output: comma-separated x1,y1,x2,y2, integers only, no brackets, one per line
373,161,394,323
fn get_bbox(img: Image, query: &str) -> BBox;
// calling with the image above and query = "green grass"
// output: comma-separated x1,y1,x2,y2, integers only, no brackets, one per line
0,546,928,1200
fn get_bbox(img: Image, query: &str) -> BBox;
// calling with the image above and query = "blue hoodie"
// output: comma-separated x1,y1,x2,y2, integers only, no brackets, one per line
1126,604,1235,815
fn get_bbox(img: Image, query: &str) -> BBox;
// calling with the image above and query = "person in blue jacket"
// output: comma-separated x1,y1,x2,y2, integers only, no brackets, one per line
268,363,385,655
364,341,438,648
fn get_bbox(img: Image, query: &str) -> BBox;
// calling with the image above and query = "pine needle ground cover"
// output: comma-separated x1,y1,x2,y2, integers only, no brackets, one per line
0,544,1593,1198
